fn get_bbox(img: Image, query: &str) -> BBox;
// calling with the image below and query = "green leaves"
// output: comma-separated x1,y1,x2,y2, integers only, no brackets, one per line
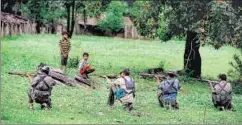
97,1,127,33
14,0,66,26
130,1,164,39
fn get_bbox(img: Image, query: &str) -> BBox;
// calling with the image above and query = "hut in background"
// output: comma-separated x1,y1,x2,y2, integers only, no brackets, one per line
1,12,36,36
1,12,140,39
75,14,140,39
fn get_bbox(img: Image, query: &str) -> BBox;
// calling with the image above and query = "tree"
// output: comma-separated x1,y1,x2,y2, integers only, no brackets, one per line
130,0,241,78
97,1,128,35
130,1,164,39
163,1,212,78
13,0,65,33
163,0,242,78
65,0,76,38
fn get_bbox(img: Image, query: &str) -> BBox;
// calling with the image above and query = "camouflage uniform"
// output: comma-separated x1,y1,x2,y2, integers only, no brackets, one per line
28,67,56,110
212,81,233,110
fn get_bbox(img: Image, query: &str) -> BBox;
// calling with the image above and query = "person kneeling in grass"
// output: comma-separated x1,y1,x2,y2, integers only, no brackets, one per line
79,52,95,78
105,68,135,111
156,70,180,110
209,74,234,111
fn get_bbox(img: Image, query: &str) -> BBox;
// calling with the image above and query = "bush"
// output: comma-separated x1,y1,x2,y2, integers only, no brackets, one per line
228,49,242,94
158,60,167,70
67,56,79,68
156,13,171,42
97,1,127,34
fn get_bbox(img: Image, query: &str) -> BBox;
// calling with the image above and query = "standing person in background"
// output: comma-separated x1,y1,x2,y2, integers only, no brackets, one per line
59,31,71,73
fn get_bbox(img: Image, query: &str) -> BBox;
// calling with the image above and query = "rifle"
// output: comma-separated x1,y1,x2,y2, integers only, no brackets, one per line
154,74,189,94
206,80,219,92
8,71,36,81
139,72,167,79
92,74,119,79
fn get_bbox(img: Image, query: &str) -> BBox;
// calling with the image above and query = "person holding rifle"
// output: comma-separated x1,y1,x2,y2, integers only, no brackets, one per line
156,70,181,110
105,68,135,112
209,74,234,111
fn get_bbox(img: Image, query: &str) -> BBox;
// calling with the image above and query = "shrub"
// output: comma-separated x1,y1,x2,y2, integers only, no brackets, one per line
67,56,79,68
228,49,242,94
156,13,171,42
97,1,127,34
158,60,166,70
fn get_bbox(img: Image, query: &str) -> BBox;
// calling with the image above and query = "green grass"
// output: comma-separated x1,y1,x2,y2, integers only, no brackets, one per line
1,34,242,124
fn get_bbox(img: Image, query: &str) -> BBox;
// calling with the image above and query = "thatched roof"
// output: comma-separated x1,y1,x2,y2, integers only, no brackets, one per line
1,12,30,24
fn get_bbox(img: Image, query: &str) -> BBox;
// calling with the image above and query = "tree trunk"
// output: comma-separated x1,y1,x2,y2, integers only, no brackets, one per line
69,0,76,38
36,20,41,34
66,3,71,35
51,19,55,34
184,31,201,78
83,6,87,32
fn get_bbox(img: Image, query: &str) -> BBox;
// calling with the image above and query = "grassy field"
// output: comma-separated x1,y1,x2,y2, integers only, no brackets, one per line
1,34,242,124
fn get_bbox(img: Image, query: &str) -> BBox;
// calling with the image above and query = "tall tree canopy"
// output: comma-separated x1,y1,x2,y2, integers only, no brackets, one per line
164,0,242,78
129,0,242,78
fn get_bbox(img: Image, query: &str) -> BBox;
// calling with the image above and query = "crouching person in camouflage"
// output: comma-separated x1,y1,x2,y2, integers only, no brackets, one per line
28,66,56,110
209,74,234,111
156,70,180,110
105,68,135,111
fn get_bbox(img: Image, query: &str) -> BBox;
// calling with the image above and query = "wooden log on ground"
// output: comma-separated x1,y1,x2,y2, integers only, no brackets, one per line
74,75,91,86
8,70,92,88
8,64,100,89
48,70,76,87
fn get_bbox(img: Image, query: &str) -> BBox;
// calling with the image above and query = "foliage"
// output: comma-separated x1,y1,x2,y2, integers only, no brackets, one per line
13,0,66,26
156,13,170,41
97,1,128,33
228,49,242,79
130,1,164,39
67,56,79,68
76,1,105,18
164,0,212,36
164,0,242,49
228,50,242,95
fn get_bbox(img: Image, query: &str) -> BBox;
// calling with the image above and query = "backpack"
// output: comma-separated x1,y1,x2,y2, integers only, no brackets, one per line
123,78,135,90
163,80,177,94
213,83,232,105
35,75,50,91
115,88,126,100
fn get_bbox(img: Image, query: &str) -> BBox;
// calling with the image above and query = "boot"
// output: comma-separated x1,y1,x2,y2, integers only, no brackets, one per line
29,103,34,110
219,106,224,111
41,103,48,110
107,88,115,107
124,103,133,112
